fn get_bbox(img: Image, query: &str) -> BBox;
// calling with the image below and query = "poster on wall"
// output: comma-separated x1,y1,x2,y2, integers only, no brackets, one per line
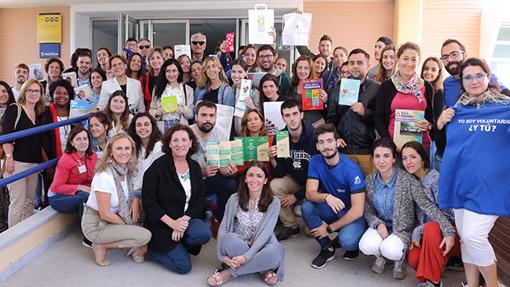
37,13,62,43
39,43,61,58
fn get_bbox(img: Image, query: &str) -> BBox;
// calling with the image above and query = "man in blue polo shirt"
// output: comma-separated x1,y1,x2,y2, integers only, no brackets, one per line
301,123,366,269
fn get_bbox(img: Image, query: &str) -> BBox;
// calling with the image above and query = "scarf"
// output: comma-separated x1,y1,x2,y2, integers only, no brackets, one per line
109,161,134,225
456,89,510,109
391,71,424,103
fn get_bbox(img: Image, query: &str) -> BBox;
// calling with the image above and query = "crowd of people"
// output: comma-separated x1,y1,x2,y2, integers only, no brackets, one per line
0,23,508,287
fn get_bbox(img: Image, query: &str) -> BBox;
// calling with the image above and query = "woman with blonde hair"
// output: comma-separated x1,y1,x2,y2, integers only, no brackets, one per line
82,133,151,266
2,79,46,227
195,56,235,107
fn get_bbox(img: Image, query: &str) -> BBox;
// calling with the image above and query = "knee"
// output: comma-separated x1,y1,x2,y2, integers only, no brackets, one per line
406,248,420,270
173,259,192,274
300,201,314,217
338,231,361,251
269,178,284,196
423,221,442,243
188,222,211,244
137,228,152,246
359,231,381,256
380,237,404,261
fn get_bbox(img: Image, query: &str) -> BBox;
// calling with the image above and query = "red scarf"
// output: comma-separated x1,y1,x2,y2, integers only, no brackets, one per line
49,103,63,157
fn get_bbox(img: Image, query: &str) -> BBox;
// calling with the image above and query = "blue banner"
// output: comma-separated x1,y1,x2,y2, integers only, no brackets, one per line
39,43,60,58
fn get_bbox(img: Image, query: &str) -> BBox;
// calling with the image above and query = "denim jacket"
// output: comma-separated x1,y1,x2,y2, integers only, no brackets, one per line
372,170,397,230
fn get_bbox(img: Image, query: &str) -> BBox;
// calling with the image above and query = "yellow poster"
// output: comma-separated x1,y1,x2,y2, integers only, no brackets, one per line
37,14,62,43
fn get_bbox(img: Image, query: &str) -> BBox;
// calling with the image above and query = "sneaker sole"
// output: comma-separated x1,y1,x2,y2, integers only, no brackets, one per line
82,241,92,248
311,254,336,269
343,256,358,261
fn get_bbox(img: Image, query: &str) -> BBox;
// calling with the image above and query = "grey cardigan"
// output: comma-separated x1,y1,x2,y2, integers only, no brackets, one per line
364,168,455,251
217,193,284,280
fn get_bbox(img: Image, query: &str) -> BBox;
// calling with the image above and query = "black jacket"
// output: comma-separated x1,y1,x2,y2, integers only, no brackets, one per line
142,154,206,253
327,78,380,154
374,79,439,139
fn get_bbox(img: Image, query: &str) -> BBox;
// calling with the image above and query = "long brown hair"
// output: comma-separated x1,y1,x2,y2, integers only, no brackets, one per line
291,55,315,86
239,109,267,137
237,161,273,212
103,90,131,131
375,45,396,83
421,57,444,92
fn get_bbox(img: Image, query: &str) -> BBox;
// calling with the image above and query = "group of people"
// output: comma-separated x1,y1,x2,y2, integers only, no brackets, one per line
0,23,508,287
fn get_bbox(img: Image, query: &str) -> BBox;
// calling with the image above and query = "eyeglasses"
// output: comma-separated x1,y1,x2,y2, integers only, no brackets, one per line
26,89,41,94
258,54,274,59
440,50,464,62
138,45,151,50
462,72,487,83
191,41,206,46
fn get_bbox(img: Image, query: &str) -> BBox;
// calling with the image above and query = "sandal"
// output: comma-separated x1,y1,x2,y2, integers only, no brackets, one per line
207,272,224,286
262,271,278,286
131,253,145,263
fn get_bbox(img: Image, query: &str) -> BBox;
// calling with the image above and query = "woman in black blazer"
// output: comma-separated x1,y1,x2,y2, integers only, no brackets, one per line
142,124,211,274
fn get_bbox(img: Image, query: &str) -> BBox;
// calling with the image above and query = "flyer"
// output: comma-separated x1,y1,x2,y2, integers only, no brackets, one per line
263,101,285,135
231,139,244,166
219,141,232,167
62,71,77,87
70,85,98,118
276,131,290,158
225,32,235,53
174,45,191,59
161,95,178,113
338,78,360,106
300,79,323,111
239,136,269,161
248,4,274,44
206,141,220,167
282,12,312,46
234,79,253,118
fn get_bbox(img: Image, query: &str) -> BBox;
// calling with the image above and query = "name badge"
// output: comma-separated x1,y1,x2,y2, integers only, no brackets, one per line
78,165,87,174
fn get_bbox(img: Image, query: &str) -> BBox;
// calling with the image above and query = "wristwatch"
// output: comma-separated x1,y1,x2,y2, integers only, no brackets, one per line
326,225,334,234
5,154,11,158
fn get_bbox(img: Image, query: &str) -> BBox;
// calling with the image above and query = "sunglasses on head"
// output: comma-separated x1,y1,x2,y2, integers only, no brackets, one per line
191,41,206,46
139,45,151,49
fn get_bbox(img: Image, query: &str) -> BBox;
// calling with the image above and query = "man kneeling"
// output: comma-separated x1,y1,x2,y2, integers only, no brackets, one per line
301,124,367,269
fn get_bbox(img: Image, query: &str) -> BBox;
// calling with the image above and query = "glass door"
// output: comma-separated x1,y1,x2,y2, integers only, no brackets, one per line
118,12,138,54
140,20,189,48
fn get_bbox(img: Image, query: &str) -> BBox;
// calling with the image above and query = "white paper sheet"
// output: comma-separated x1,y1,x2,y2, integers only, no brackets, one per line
282,13,312,46
248,5,274,44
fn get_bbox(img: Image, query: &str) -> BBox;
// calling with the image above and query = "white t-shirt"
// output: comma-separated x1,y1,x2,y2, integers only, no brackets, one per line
177,169,192,211
134,141,164,190
87,169,130,213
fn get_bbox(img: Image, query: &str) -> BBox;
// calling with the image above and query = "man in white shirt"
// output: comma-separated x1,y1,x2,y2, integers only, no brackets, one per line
12,63,29,100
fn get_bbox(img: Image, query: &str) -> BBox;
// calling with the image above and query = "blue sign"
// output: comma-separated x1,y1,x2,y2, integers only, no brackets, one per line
39,43,60,58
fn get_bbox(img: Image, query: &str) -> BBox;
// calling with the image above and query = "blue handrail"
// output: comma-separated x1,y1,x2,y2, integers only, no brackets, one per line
0,114,90,187
0,114,89,144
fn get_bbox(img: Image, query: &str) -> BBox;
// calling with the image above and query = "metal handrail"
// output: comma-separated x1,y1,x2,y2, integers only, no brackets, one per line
0,114,90,187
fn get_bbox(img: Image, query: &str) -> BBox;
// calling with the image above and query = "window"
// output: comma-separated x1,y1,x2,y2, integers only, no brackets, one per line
490,25,510,86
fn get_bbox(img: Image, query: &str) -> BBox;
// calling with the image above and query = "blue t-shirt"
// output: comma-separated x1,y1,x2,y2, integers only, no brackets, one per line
308,153,366,211
443,74,507,107
438,101,510,216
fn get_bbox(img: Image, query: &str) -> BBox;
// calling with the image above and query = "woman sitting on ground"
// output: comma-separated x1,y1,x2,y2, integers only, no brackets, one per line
142,124,211,274
207,160,284,286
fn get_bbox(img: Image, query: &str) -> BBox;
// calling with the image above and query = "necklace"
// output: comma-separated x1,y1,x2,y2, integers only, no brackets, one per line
178,169,190,181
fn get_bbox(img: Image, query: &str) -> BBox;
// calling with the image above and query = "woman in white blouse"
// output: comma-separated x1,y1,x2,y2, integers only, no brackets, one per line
97,55,144,114
81,133,151,266
127,112,164,198
150,59,194,131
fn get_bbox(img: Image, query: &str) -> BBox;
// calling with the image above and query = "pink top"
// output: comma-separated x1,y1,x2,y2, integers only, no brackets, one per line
50,151,98,196
388,86,431,148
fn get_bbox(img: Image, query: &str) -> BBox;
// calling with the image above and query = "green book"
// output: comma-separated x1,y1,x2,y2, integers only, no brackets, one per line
161,95,178,113
206,141,220,167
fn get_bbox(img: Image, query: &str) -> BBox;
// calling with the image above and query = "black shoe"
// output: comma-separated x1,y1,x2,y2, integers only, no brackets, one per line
276,226,300,241
311,247,336,269
82,237,92,248
332,235,341,249
343,249,359,261
445,256,464,271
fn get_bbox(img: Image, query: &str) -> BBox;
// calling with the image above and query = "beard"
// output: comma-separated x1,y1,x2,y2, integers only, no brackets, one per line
323,148,338,160
198,122,214,133
445,60,462,76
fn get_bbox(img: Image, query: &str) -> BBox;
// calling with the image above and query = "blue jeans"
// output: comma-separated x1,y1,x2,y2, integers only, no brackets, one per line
148,218,211,274
301,200,366,250
48,191,89,218
204,173,237,221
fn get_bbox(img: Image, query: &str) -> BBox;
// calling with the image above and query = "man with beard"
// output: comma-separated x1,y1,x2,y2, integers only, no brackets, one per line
251,45,292,97
76,53,92,87
269,100,318,241
190,101,237,223
12,63,29,100
328,48,379,175
301,123,366,269
441,39,510,108
297,34,334,71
